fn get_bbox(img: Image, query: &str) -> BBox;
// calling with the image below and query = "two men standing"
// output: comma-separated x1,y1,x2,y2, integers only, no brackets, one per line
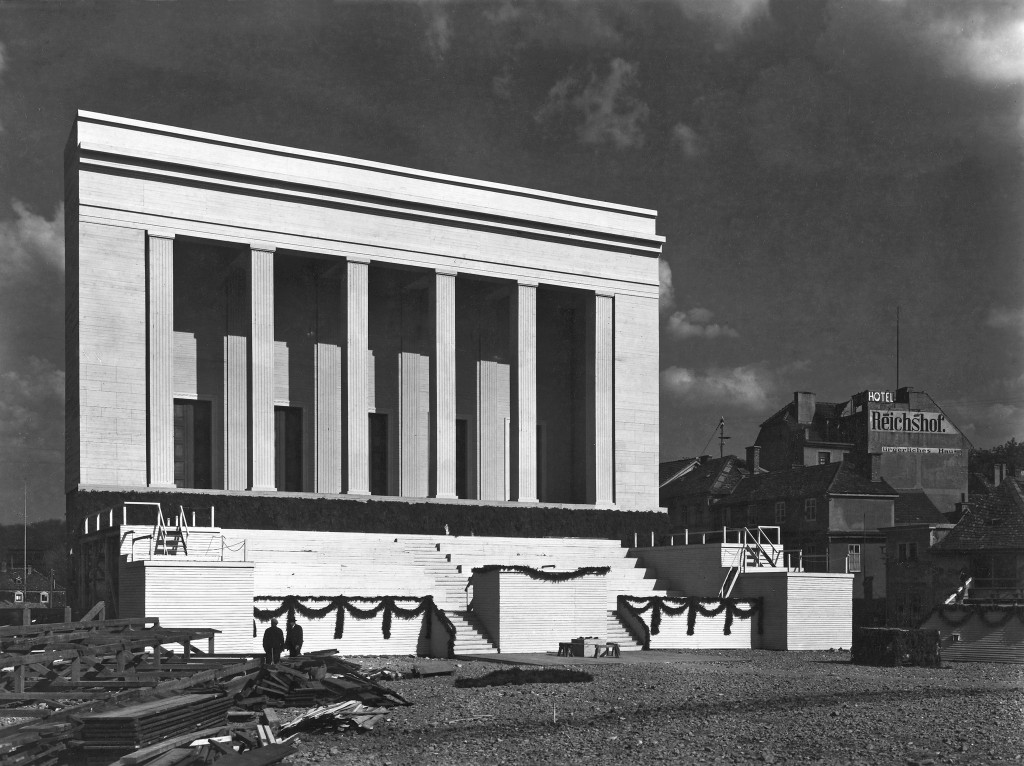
262,617,303,663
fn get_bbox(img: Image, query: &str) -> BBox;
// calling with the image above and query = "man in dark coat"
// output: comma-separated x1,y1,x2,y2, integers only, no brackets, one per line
262,618,284,664
285,617,304,658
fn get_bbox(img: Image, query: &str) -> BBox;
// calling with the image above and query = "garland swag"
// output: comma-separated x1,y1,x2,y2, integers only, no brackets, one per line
253,595,457,657
471,565,611,581
617,595,764,649
922,603,1024,629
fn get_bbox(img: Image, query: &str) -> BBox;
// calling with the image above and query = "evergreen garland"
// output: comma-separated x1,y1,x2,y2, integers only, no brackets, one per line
617,595,764,649
253,594,457,656
471,565,611,581
923,603,1024,629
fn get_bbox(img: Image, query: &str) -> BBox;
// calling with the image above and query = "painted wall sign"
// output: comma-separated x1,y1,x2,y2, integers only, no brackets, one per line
870,410,958,435
881,446,962,455
867,391,894,403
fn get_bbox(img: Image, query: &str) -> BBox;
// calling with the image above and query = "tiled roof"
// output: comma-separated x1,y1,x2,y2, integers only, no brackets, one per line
661,455,746,496
0,567,60,591
659,458,697,487
757,401,843,430
933,478,1024,551
894,491,947,525
719,461,897,506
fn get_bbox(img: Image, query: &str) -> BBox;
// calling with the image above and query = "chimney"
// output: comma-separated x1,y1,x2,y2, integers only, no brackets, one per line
794,392,816,425
868,453,882,483
746,445,761,474
995,463,1006,486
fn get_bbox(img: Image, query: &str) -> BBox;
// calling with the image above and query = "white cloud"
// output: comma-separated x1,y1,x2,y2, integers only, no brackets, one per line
661,364,772,410
536,58,649,149
666,307,739,340
927,11,1024,85
987,305,1024,335
674,0,769,46
671,123,705,158
424,4,452,61
659,259,676,315
0,201,65,277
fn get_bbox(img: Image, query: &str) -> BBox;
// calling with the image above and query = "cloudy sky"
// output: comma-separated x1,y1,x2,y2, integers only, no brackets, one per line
1,0,1022,521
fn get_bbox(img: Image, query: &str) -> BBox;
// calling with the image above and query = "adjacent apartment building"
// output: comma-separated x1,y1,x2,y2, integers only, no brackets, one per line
756,388,970,516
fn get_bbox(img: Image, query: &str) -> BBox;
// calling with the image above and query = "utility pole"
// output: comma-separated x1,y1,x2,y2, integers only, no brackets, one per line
23,478,28,590
896,305,900,390
718,417,731,459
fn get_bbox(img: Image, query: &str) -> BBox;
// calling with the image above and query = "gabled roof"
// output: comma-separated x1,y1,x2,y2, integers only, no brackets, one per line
758,399,846,429
894,490,948,525
757,400,850,447
660,455,747,496
718,461,898,507
659,458,699,488
0,567,61,592
932,477,1024,552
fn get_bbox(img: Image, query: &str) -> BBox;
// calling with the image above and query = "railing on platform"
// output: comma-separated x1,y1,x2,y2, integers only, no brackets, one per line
108,502,246,563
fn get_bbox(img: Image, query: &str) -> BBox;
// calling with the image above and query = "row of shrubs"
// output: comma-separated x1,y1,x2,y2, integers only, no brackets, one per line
67,489,673,542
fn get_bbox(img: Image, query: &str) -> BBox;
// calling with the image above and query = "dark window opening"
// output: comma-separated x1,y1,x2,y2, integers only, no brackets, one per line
174,399,212,489
818,451,831,465
275,406,303,492
369,413,388,496
456,418,468,499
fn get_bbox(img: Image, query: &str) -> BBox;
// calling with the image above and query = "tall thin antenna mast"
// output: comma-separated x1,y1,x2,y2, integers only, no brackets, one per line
718,417,731,459
896,305,900,390
23,478,28,595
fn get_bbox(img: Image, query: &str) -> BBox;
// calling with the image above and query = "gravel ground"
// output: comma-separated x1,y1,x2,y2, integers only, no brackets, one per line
284,651,1024,766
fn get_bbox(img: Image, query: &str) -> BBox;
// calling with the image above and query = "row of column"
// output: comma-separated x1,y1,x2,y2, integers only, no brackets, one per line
146,235,615,503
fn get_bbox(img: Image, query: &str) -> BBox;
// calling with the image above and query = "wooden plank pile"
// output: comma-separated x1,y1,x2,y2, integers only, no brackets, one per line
80,693,234,765
236,655,410,710
0,616,262,766
1,617,413,765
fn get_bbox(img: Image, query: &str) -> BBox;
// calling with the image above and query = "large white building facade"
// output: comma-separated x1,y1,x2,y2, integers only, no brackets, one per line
65,112,663,515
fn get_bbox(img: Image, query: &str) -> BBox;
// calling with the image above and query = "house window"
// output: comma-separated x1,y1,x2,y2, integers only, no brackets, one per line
804,498,817,521
818,451,830,465
14,591,23,603
909,592,922,622
897,542,918,563
774,501,786,524
848,544,862,573
39,591,49,604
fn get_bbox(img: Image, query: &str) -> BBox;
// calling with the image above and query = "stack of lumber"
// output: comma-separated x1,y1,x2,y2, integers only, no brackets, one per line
80,693,233,765
0,721,71,766
279,700,390,733
238,656,409,709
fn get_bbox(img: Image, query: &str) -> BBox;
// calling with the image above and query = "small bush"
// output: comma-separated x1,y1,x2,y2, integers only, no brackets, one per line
851,627,941,667
454,668,593,688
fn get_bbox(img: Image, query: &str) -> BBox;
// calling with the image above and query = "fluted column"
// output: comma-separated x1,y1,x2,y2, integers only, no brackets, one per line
146,232,175,487
433,270,457,499
345,258,370,495
249,246,275,491
224,265,248,490
314,269,343,493
512,281,538,502
588,292,615,504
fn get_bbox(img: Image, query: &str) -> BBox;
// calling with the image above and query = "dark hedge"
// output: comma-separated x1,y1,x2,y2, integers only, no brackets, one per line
851,627,942,667
66,489,672,543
